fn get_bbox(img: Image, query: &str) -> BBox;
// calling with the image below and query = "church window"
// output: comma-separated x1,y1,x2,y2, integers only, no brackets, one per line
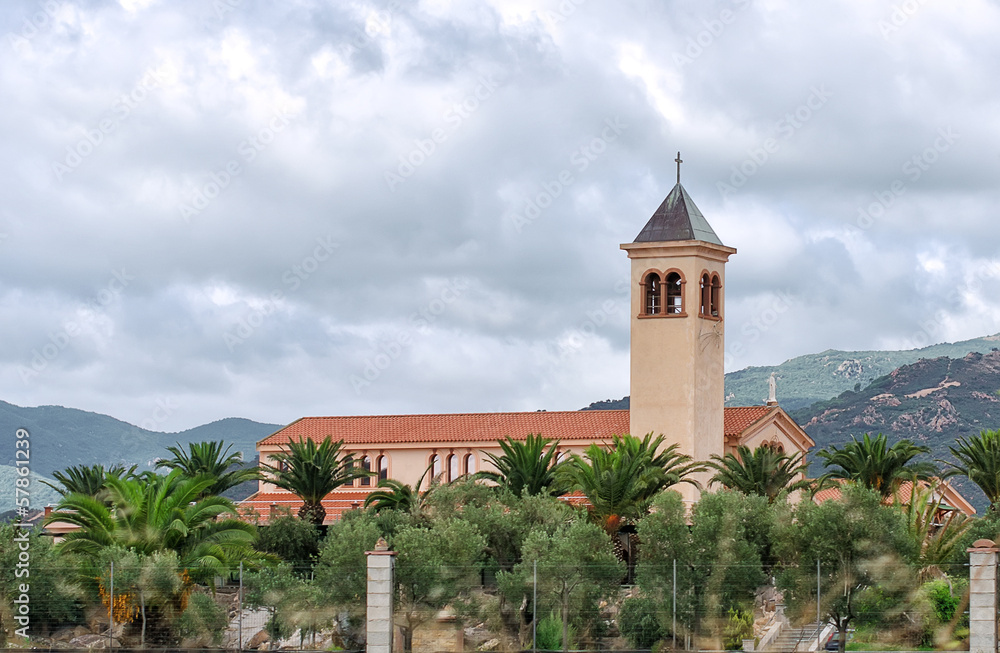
710,274,721,317
700,273,711,316
359,455,371,486
448,453,459,482
665,272,683,314
377,455,388,481
431,454,442,479
464,453,476,475
644,272,661,315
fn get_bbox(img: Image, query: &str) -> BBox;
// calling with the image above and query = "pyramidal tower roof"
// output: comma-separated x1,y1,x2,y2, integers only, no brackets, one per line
633,183,724,246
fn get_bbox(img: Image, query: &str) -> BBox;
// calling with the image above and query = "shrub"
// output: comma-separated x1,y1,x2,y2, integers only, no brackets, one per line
619,596,664,648
536,612,575,651
176,592,229,645
722,607,754,651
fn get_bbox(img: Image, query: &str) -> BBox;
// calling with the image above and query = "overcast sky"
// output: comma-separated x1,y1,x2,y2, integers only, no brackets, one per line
1,0,998,431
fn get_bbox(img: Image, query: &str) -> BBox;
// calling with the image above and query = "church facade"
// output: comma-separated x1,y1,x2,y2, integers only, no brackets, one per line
244,178,815,522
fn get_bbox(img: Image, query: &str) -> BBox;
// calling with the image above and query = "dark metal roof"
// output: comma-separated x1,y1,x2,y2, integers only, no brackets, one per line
633,183,724,245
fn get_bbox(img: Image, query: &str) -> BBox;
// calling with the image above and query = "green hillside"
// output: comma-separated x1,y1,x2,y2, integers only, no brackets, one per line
0,466,61,514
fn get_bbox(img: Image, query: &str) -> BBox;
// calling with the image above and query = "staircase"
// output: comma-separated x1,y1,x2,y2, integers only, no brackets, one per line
765,622,825,651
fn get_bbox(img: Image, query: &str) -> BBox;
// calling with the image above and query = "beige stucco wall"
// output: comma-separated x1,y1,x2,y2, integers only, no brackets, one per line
256,441,599,493
621,241,735,505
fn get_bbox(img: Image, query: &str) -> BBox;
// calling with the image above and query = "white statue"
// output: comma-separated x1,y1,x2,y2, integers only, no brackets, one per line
767,372,777,405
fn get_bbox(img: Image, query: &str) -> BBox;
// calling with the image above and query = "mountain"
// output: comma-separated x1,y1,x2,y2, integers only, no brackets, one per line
724,334,1000,411
581,333,1000,413
0,400,280,482
790,350,1000,510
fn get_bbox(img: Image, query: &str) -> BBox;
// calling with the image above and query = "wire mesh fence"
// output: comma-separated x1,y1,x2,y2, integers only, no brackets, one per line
0,558,974,652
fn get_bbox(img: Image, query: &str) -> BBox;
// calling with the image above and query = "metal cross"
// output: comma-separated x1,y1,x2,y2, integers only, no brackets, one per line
675,151,683,184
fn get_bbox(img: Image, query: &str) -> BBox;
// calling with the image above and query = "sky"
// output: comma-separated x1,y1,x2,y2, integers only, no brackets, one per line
1,0,999,432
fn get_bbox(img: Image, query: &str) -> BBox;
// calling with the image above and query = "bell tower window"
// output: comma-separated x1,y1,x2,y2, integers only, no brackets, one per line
665,272,683,314
644,273,661,315
710,274,721,318
700,273,710,316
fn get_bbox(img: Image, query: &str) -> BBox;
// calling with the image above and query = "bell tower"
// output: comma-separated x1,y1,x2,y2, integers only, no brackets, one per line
619,156,736,503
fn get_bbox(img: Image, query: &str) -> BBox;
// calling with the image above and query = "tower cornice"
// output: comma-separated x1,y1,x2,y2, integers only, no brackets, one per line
620,240,736,262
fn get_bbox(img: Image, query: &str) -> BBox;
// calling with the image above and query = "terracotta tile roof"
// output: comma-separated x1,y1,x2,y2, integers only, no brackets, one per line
812,479,976,516
258,410,632,447
723,406,776,437
259,407,778,447
238,490,375,525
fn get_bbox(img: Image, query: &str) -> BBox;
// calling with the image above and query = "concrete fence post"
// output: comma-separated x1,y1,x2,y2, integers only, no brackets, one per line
968,538,999,653
366,537,397,653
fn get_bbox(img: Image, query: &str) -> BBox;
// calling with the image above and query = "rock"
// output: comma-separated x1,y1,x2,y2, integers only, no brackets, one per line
51,627,80,643
478,638,501,651
69,634,109,648
247,629,270,649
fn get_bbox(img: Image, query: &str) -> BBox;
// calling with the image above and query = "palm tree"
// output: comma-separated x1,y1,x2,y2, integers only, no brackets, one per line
899,481,972,580
941,429,1000,510
363,462,440,517
46,469,263,578
261,437,371,524
563,433,704,535
816,432,936,497
42,463,138,497
708,445,813,503
156,440,261,497
475,433,567,497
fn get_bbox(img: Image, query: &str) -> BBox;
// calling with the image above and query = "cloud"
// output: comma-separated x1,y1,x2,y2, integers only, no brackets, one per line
1,0,998,429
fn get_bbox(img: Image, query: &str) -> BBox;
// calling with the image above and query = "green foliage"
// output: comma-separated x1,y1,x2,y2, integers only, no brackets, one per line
393,518,487,652
618,596,664,648
256,510,321,571
899,482,972,576
476,433,567,497
722,608,754,650
773,484,917,645
156,440,261,497
315,510,382,608
709,445,812,503
96,547,186,647
261,437,371,524
504,519,623,652
175,592,228,645
536,612,574,651
817,433,936,497
0,523,84,636
943,429,1000,507
636,491,696,631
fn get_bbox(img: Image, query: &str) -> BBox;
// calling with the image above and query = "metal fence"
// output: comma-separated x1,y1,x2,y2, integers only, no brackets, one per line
0,560,972,652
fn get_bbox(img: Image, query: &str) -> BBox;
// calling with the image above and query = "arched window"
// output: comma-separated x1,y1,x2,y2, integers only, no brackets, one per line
431,454,442,479
359,455,371,486
463,453,476,475
710,274,721,317
665,272,683,314
700,273,711,316
644,272,661,315
376,455,388,481
448,454,459,482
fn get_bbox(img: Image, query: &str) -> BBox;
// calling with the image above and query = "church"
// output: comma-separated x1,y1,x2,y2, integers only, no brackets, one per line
242,171,816,522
